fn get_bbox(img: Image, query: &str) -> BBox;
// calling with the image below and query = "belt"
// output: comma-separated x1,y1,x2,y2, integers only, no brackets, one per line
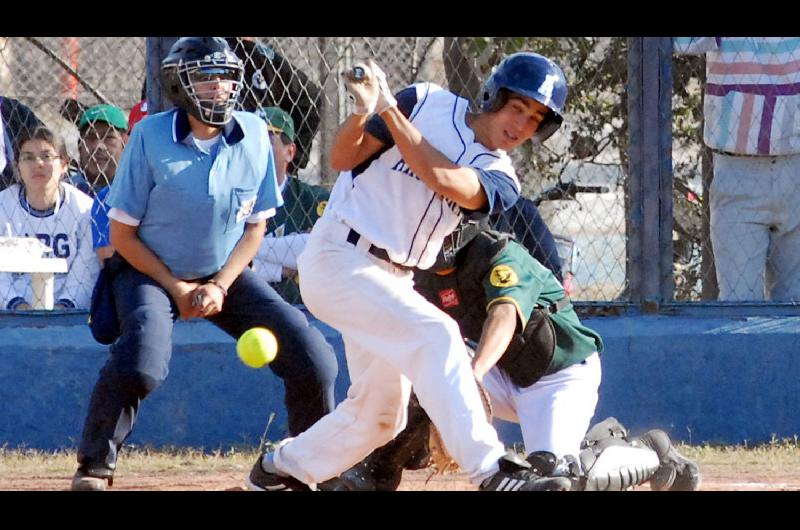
346,228,413,272
715,150,767,158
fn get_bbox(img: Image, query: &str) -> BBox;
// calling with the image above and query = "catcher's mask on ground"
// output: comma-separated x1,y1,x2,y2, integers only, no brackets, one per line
432,218,489,271
161,37,244,126
479,51,568,144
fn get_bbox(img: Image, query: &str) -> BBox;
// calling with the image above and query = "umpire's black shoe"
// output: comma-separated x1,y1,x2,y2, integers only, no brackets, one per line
70,465,114,491
633,429,701,491
479,453,572,492
246,453,312,491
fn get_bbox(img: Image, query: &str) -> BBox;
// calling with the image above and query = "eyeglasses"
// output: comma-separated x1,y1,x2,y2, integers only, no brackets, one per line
19,153,61,164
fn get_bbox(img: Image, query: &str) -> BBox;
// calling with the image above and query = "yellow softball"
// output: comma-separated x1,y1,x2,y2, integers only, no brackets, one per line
236,327,278,368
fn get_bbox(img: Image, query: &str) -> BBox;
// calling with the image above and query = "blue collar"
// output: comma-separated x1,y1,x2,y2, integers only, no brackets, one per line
171,108,245,145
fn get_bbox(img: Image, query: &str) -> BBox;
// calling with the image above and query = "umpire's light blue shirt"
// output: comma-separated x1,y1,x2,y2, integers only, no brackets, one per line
107,108,281,279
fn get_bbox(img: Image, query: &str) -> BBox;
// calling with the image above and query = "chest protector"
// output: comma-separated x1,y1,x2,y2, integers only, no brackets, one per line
415,230,556,388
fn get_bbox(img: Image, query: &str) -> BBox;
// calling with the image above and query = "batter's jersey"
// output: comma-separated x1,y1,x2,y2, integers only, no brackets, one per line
0,182,99,309
325,82,521,270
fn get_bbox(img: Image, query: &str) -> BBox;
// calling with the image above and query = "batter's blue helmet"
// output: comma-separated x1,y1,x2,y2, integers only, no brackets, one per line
479,52,568,143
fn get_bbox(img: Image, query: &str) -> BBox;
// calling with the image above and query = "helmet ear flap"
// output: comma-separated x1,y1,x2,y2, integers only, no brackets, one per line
532,109,564,143
487,89,509,113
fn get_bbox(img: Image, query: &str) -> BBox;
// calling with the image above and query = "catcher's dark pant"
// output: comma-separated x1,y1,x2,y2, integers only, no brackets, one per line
76,265,338,472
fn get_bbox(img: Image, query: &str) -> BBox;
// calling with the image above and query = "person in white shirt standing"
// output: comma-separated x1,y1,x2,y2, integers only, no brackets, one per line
247,52,574,491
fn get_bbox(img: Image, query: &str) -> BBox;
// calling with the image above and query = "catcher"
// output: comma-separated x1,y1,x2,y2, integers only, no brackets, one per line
320,222,700,491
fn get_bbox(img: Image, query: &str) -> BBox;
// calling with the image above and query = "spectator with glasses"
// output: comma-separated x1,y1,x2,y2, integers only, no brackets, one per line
0,126,98,310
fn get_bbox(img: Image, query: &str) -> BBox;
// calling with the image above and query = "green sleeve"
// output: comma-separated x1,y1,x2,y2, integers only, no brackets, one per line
482,243,543,328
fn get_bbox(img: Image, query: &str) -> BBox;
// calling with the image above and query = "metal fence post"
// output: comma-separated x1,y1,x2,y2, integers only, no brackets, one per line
627,37,674,310
146,37,178,114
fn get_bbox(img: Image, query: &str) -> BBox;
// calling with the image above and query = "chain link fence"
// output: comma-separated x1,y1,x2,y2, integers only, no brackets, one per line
0,37,146,309
245,37,630,303
0,36,635,311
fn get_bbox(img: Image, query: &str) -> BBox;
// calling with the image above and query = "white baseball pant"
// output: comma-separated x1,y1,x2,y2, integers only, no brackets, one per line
481,352,602,461
274,214,507,485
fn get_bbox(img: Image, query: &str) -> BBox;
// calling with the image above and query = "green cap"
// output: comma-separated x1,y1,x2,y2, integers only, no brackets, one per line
259,107,295,142
78,104,129,132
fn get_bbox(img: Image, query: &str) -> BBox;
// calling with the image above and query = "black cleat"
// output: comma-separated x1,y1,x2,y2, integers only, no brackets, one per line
480,453,572,491
317,461,379,491
246,453,312,491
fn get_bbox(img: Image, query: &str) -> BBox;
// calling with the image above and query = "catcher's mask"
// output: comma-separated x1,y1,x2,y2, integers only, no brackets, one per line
479,52,568,144
161,37,244,127
432,217,489,271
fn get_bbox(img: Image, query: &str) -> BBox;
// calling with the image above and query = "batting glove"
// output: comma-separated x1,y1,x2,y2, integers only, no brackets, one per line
367,59,397,115
343,62,380,115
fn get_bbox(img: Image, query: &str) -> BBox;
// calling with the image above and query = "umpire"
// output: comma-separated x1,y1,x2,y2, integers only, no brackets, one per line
71,37,338,491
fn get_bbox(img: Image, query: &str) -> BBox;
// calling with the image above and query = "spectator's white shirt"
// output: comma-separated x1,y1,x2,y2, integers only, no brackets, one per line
0,182,99,309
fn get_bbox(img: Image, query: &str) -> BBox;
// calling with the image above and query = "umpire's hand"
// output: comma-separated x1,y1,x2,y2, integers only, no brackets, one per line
170,280,204,320
190,283,225,319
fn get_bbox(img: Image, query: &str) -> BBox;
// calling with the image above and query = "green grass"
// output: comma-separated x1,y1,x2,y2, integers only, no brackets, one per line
678,436,800,469
0,445,263,475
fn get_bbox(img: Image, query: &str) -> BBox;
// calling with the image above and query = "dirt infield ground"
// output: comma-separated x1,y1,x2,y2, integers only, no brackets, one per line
2,447,799,491
3,466,800,491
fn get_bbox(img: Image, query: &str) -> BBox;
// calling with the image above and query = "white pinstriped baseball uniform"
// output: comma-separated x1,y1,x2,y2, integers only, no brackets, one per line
272,82,523,485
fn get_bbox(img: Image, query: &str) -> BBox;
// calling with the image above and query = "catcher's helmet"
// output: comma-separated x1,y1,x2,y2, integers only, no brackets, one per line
432,217,490,271
161,37,244,126
479,52,568,143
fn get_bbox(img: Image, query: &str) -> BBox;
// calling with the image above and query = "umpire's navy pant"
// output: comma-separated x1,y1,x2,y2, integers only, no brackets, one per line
77,264,338,472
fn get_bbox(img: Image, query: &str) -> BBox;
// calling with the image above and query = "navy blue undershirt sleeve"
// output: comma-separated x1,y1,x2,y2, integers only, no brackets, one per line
491,198,564,281
468,169,521,216
364,86,418,146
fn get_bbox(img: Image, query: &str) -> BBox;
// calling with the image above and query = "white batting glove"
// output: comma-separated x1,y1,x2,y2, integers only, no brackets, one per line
343,60,397,115
367,59,397,115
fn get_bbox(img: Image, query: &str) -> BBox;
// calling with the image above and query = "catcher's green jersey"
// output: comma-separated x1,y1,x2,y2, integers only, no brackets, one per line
267,176,329,303
414,230,603,376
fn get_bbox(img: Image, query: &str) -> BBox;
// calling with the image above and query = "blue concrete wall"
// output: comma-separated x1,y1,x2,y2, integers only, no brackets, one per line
1,311,798,450
590,315,800,444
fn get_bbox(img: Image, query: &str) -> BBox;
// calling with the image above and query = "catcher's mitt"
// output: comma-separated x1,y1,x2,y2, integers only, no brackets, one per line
427,377,493,476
